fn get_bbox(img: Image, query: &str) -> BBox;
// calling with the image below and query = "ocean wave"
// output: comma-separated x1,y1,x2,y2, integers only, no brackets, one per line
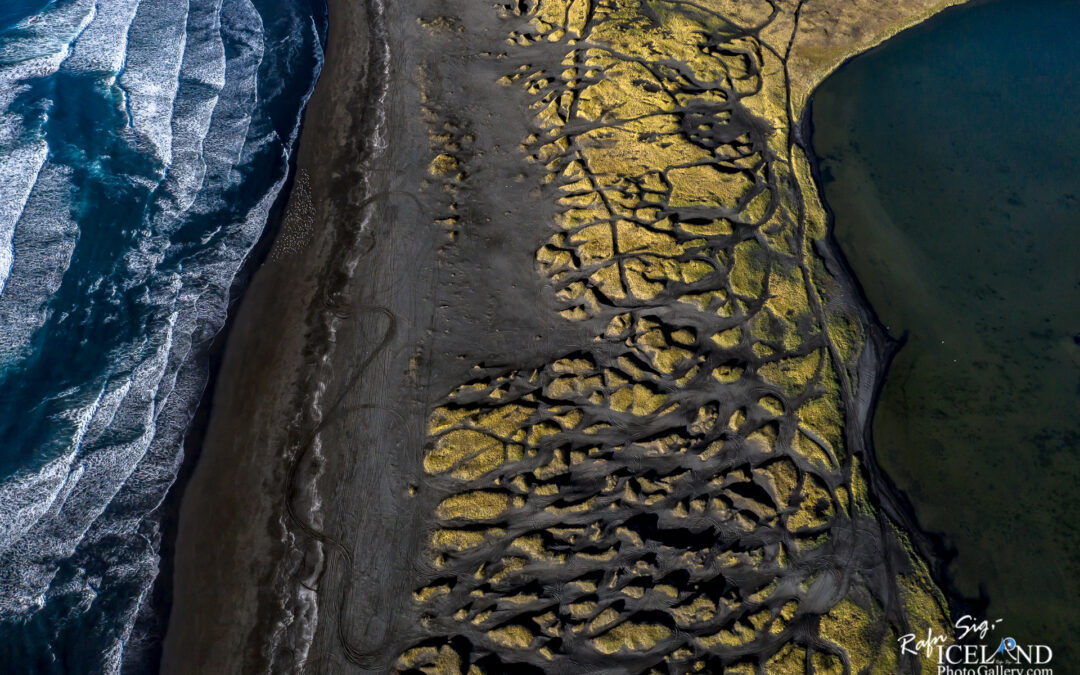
117,0,188,167
157,0,226,217
62,0,142,78
0,163,78,365
0,140,47,297
0,0,93,298
0,0,327,670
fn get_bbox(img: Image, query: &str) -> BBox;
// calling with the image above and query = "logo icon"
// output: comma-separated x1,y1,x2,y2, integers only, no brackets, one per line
992,637,1018,658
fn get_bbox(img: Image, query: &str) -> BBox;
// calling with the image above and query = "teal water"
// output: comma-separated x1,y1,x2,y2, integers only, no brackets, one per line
813,0,1080,662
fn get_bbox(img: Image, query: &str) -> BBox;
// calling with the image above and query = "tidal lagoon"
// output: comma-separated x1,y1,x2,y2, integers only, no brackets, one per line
814,0,1080,661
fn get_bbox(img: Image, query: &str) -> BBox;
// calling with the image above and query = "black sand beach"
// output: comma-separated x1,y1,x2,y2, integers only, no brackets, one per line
162,1,596,669
162,0,978,671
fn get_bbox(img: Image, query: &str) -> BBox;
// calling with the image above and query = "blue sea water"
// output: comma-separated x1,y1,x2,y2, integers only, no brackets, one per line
0,0,326,671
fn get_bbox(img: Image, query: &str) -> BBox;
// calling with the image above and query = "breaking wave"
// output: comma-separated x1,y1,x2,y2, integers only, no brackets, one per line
0,0,326,670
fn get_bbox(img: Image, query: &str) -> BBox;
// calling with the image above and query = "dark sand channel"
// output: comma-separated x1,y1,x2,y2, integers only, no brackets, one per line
813,0,1080,660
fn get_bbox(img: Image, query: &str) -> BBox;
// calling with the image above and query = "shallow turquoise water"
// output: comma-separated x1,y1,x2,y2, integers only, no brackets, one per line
813,0,1080,663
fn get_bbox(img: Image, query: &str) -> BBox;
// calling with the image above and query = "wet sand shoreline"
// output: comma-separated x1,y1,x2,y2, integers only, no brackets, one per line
798,93,980,621
160,0,390,669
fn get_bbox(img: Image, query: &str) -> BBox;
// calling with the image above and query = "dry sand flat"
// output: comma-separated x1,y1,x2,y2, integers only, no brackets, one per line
165,0,970,672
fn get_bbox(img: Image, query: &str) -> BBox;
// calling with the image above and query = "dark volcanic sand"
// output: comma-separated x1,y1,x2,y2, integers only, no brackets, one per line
813,0,1080,661
162,0,595,670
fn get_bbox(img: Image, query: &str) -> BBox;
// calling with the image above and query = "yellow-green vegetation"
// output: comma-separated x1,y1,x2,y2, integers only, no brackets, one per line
399,0,964,672
435,491,510,521
820,598,878,673
592,621,672,654
894,526,956,675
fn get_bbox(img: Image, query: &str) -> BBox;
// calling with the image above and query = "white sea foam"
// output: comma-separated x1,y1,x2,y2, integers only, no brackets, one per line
0,0,95,132
0,448,79,561
0,0,95,298
62,0,142,77
0,375,106,559
0,0,95,75
0,141,47,297
0,163,78,364
0,317,174,617
118,0,189,166
156,0,226,218
200,0,262,186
